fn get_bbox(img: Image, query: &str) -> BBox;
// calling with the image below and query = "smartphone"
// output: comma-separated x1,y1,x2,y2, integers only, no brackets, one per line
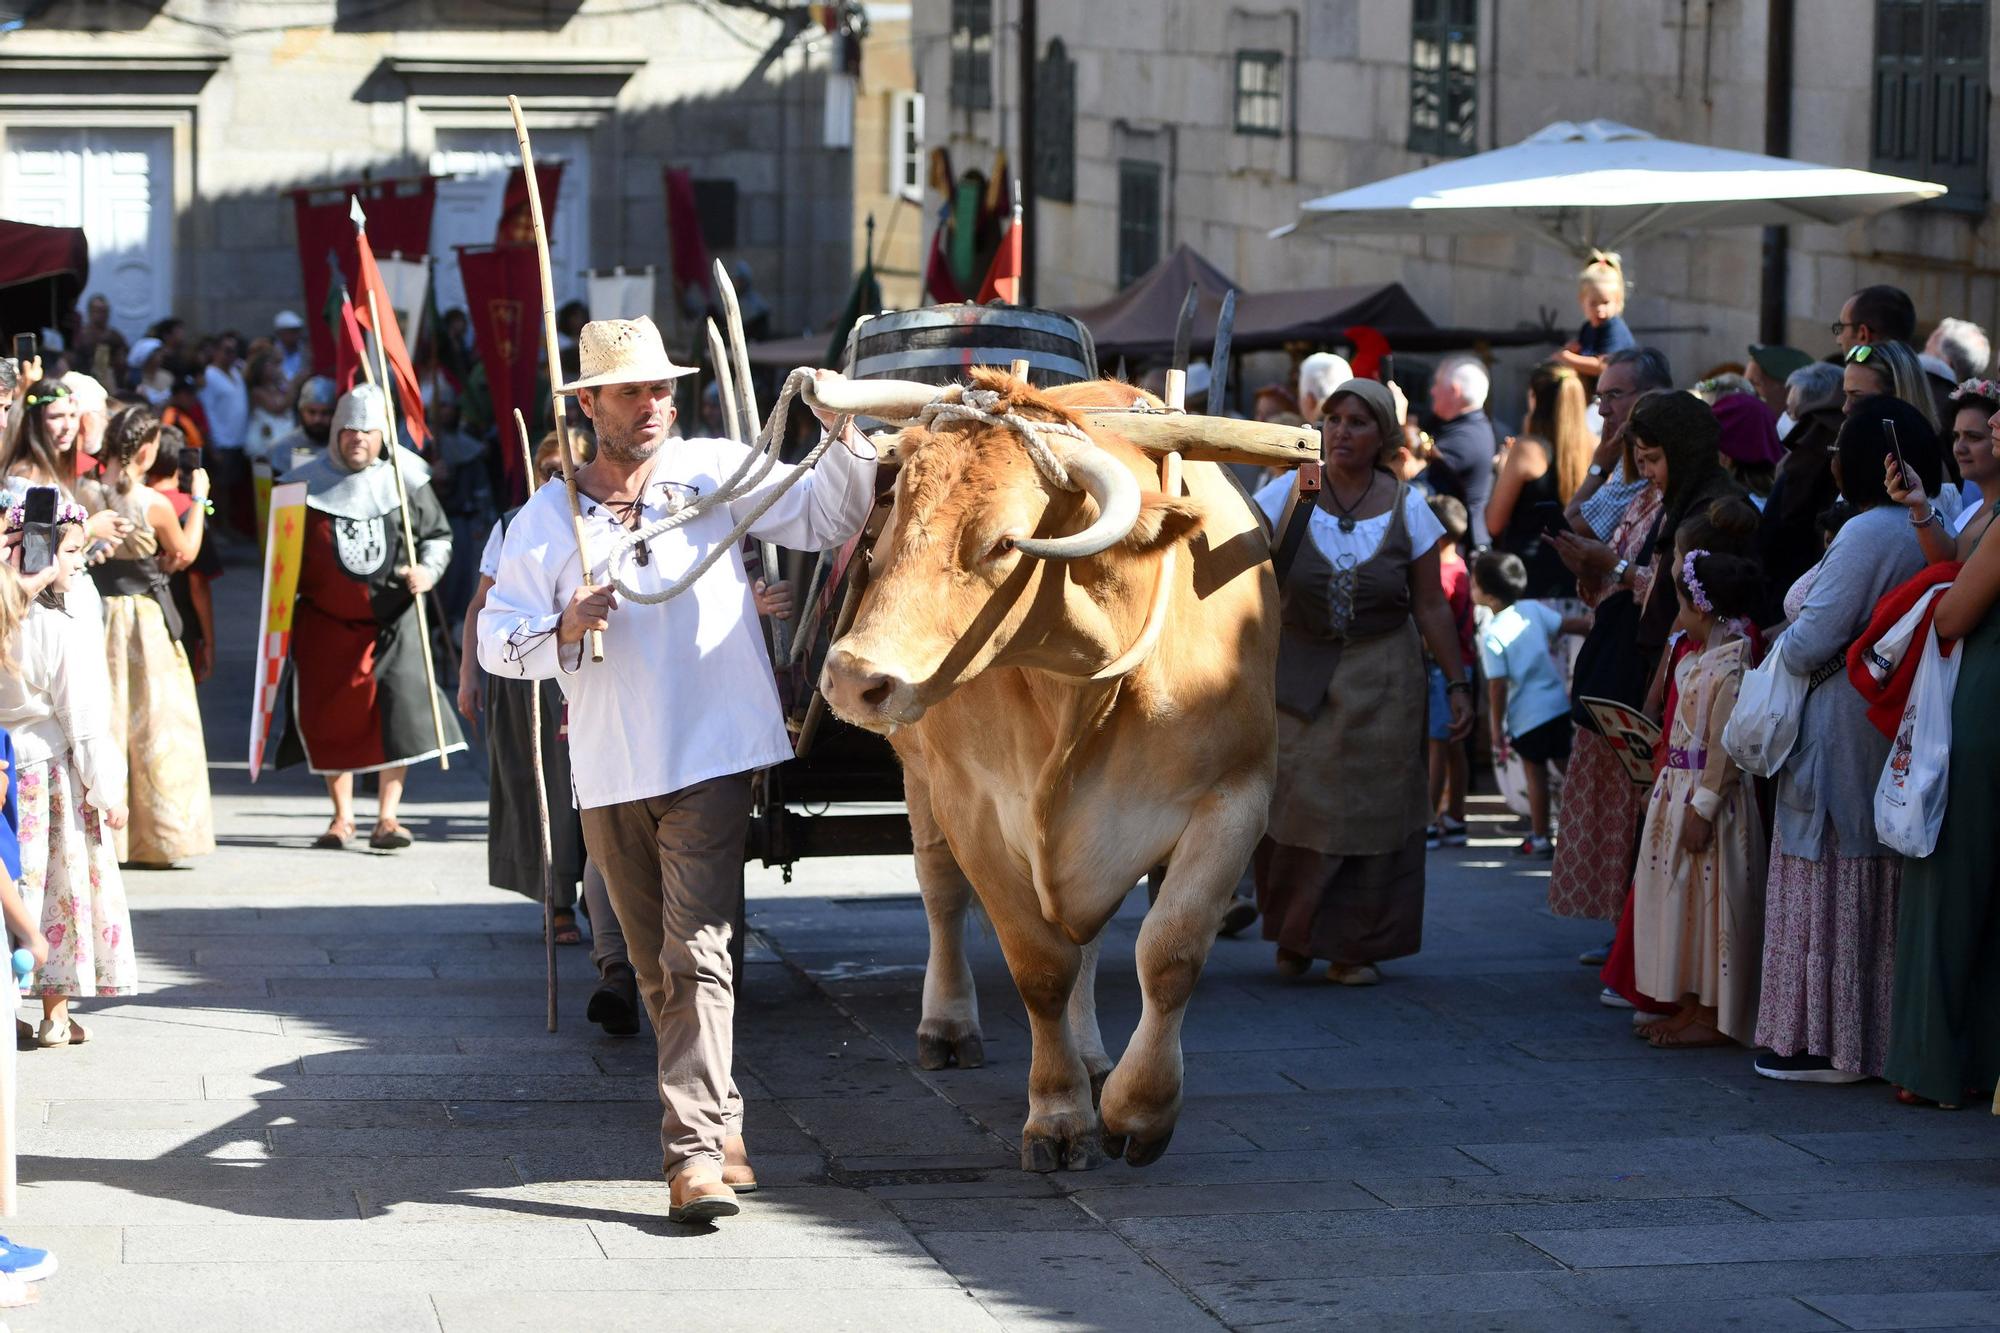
176,446,202,495
10,333,33,365
1882,417,1908,481
18,486,58,576
1380,353,1396,385
1534,499,1573,536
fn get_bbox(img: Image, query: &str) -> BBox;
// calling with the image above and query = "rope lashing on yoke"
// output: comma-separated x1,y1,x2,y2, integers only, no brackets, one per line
604,380,1103,606
603,367,861,605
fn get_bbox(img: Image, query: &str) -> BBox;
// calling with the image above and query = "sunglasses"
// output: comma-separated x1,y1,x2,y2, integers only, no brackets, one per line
1845,345,1878,365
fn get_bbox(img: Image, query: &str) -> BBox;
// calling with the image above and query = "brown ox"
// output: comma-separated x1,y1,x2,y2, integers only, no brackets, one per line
814,370,1278,1171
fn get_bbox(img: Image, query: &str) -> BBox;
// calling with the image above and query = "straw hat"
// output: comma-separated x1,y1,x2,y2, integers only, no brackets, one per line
560,316,695,394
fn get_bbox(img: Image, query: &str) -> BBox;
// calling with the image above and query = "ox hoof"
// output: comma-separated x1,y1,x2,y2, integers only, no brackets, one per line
1122,1129,1174,1168
915,1029,985,1071
1021,1119,1104,1173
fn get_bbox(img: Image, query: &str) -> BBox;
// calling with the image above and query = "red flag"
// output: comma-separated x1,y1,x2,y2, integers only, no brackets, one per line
496,163,561,246
334,287,368,392
352,207,430,453
975,202,1022,305
663,167,714,306
289,176,435,375
458,243,542,505
923,212,966,305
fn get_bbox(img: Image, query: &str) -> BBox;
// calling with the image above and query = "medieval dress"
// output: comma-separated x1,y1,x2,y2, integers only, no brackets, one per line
274,450,467,775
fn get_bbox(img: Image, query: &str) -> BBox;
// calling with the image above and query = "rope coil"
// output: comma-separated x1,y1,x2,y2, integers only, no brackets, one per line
916,388,1092,493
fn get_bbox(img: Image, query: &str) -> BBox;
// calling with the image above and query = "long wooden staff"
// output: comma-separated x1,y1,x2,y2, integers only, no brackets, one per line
359,283,452,771
508,95,602,663
515,409,558,1033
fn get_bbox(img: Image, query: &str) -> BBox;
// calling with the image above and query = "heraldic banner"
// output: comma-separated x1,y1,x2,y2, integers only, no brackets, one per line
289,176,436,376
250,482,309,781
458,242,543,503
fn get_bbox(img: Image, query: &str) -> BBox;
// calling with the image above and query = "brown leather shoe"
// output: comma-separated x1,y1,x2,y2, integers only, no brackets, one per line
722,1135,758,1193
667,1164,739,1224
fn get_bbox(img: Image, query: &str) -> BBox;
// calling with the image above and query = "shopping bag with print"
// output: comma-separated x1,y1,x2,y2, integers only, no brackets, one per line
1874,622,1962,859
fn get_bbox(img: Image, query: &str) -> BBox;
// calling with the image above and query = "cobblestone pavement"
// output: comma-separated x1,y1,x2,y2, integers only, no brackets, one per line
8,573,1997,1332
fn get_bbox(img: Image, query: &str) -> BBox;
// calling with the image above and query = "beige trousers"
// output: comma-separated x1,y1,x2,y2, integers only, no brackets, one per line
580,772,753,1179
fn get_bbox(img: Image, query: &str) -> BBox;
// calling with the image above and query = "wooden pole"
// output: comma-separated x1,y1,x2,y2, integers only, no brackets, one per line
516,409,558,1033
364,284,452,772
508,94,603,663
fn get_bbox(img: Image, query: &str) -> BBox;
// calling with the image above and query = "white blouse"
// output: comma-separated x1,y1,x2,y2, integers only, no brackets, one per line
0,600,125,802
1252,475,1448,566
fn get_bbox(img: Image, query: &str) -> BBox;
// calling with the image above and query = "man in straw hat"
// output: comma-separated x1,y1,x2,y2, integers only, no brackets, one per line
478,316,877,1224
274,383,466,849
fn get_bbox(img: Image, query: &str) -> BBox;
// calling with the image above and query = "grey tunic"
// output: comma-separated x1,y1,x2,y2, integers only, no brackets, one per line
1773,505,1926,860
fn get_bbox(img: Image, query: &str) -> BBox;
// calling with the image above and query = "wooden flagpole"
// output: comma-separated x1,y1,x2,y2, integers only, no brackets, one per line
515,409,558,1033
508,94,602,663
359,276,453,772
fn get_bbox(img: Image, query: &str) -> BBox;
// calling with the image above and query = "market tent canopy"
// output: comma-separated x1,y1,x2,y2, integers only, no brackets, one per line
1276,119,1947,256
0,218,89,339
1066,244,1553,359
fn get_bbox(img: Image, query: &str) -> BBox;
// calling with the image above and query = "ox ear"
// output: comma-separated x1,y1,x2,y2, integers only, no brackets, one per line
1122,492,1204,553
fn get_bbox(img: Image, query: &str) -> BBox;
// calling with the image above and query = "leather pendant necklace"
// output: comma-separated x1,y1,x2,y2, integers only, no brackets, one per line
1327,474,1373,533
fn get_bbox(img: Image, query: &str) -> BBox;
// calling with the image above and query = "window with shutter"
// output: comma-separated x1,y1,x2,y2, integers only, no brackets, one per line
1409,0,1479,157
1871,0,1989,207
1117,159,1162,290
950,0,993,112
1234,50,1285,137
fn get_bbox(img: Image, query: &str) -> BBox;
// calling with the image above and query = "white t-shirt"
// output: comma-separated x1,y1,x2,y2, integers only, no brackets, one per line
1478,600,1570,739
1251,475,1447,566
1953,491,1992,535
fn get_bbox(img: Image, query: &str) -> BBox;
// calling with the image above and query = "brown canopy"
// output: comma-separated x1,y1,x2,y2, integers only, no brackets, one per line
1066,244,1556,360
0,219,89,340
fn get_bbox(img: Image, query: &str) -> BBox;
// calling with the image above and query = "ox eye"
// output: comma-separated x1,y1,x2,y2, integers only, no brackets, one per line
984,536,1017,562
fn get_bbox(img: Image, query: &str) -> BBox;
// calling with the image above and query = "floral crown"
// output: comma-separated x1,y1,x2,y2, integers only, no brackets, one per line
22,382,70,408
1950,377,2000,404
4,497,89,531
1680,548,1712,614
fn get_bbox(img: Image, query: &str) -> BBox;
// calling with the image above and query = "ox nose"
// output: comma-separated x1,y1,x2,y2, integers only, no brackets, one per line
821,646,917,728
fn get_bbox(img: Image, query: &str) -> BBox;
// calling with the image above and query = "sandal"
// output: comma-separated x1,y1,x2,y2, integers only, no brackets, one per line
312,819,355,850
1274,948,1312,979
549,910,583,947
1648,1018,1729,1050
368,821,413,851
1894,1086,1964,1111
35,1016,88,1048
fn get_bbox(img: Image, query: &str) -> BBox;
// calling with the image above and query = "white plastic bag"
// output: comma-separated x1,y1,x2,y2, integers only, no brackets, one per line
1874,621,1962,858
1722,627,1809,778
1493,747,1531,818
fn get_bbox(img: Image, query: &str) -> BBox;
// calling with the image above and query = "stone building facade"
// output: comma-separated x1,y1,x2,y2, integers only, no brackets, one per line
0,0,881,347
915,0,1998,389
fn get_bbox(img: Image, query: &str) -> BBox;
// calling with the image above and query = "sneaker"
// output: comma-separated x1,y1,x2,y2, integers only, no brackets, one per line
1577,938,1614,967
1753,1051,1871,1084
0,1235,56,1282
1598,986,1635,1009
1424,824,1443,850
1326,962,1382,987
1437,818,1469,847
1217,896,1259,938
1514,835,1555,858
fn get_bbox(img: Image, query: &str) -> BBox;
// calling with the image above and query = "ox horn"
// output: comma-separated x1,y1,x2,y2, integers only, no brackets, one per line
800,372,952,426
1012,438,1142,560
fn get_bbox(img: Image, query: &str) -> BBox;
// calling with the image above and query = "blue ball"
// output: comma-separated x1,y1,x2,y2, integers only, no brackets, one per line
10,948,32,980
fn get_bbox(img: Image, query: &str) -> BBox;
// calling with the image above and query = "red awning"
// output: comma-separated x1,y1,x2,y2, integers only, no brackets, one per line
0,219,89,338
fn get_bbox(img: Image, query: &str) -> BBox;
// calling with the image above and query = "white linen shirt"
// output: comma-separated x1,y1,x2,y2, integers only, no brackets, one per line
477,433,876,810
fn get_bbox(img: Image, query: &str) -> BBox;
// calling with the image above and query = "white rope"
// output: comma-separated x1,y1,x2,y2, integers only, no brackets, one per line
605,367,860,605
917,388,1092,492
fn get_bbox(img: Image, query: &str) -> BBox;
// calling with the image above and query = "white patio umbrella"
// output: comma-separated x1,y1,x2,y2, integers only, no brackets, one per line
1275,120,1946,257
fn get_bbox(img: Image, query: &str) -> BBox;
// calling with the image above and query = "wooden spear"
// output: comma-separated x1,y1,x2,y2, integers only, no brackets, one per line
515,409,558,1033
508,94,603,663
356,276,452,772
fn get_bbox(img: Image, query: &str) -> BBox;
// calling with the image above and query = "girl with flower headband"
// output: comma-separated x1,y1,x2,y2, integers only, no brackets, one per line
1886,376,2000,560
0,356,135,556
1628,546,1766,1051
0,492,137,1046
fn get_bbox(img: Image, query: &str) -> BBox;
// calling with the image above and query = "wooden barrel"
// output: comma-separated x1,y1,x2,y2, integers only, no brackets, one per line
846,305,1097,387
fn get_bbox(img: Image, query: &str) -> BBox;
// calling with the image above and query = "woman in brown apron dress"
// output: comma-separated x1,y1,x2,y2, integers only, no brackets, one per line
1251,379,1476,984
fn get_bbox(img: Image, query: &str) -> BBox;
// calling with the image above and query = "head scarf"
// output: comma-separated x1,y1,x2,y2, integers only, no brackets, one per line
1629,389,1736,541
1322,378,1401,464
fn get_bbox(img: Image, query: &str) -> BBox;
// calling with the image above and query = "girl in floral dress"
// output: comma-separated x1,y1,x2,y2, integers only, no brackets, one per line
0,497,135,1046
1631,550,1767,1049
